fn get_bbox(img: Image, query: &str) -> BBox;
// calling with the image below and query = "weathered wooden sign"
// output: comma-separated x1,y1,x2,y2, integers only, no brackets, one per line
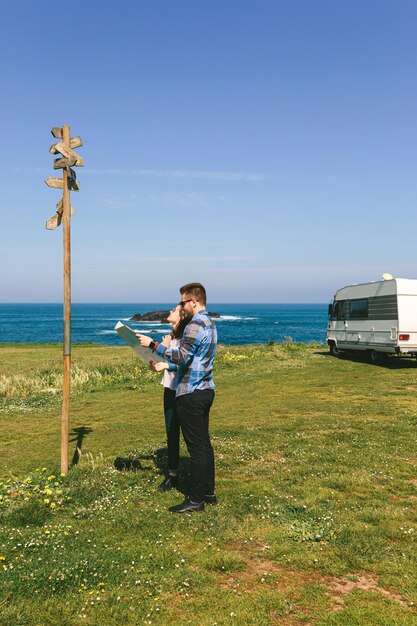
45,172,80,189
49,136,82,153
49,141,84,167
45,176,64,189
68,168,80,191
46,200,75,230
69,136,82,149
51,127,63,139
54,156,77,169
55,198,72,216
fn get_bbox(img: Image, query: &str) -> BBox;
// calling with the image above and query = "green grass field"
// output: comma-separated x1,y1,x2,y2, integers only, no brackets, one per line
0,342,416,625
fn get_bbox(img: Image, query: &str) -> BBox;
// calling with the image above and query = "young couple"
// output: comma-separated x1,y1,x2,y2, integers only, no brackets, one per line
136,282,217,513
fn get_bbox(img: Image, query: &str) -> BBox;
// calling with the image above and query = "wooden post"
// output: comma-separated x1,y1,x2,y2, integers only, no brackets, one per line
61,124,71,475
45,124,83,472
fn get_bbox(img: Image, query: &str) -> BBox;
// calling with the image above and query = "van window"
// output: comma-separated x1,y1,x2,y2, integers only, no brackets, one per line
350,299,368,319
332,301,346,320
337,301,346,320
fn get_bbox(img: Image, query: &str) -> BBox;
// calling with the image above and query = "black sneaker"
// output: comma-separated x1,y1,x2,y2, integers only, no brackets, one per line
158,476,178,492
204,494,217,505
169,497,204,513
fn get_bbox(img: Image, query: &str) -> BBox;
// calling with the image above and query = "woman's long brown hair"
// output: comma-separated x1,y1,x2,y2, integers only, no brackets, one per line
171,315,190,339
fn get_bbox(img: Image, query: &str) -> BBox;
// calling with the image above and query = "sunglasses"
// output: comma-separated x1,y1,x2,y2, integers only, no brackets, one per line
178,299,193,307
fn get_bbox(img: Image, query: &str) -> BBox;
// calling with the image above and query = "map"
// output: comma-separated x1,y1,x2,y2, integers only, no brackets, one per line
114,322,167,365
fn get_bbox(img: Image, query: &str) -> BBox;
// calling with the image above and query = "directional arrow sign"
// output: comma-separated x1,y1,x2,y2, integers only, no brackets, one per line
68,179,80,191
68,168,80,191
45,176,64,189
54,156,77,169
69,136,82,149
46,209,75,230
49,136,83,153
46,200,75,230
49,141,84,166
46,214,61,230
51,127,63,139
45,173,80,190
55,198,75,216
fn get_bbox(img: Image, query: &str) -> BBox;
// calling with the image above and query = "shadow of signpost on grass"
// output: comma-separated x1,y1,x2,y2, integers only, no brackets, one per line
70,426,93,466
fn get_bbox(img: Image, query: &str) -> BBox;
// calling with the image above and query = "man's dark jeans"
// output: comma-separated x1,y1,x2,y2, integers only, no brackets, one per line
176,389,215,503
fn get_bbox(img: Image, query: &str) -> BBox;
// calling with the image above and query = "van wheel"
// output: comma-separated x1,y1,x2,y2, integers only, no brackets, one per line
369,350,381,364
329,343,341,357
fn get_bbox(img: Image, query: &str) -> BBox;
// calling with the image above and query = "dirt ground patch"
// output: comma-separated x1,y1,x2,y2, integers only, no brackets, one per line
326,573,411,610
218,559,315,625
219,557,320,592
219,555,413,617
388,493,417,503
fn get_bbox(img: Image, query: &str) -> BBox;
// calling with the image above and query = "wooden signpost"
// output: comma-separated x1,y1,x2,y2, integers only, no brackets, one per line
45,124,84,474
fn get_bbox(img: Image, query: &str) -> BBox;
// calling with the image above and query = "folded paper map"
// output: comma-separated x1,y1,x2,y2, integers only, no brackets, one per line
114,322,167,365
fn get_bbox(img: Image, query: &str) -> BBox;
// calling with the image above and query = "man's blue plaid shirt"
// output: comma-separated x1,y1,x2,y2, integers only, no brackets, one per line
155,309,217,397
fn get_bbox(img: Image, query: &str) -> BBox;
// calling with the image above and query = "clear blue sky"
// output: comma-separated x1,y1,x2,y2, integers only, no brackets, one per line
1,0,416,303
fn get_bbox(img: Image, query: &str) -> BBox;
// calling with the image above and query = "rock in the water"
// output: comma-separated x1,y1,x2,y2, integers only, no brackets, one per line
130,310,170,322
130,310,221,322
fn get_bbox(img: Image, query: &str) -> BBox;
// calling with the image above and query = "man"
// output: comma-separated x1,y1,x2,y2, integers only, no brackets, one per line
137,282,217,513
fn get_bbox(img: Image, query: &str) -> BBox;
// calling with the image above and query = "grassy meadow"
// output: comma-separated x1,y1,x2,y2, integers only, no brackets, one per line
0,341,416,625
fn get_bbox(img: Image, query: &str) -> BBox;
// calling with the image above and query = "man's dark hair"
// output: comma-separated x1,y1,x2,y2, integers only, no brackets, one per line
180,282,207,306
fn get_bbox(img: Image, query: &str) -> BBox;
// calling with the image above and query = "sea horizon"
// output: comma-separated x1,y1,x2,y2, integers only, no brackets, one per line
0,301,328,305
0,303,329,346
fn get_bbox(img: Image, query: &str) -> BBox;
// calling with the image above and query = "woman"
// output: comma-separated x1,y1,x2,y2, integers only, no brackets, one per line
156,305,189,492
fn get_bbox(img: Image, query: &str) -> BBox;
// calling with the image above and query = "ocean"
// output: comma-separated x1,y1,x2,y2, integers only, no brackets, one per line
0,303,328,346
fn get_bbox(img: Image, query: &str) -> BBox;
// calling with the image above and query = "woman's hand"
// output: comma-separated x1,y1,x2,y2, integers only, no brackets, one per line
161,334,172,348
150,360,169,372
136,333,152,347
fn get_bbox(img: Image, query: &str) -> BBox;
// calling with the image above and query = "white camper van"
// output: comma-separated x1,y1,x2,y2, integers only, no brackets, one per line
326,275,417,362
